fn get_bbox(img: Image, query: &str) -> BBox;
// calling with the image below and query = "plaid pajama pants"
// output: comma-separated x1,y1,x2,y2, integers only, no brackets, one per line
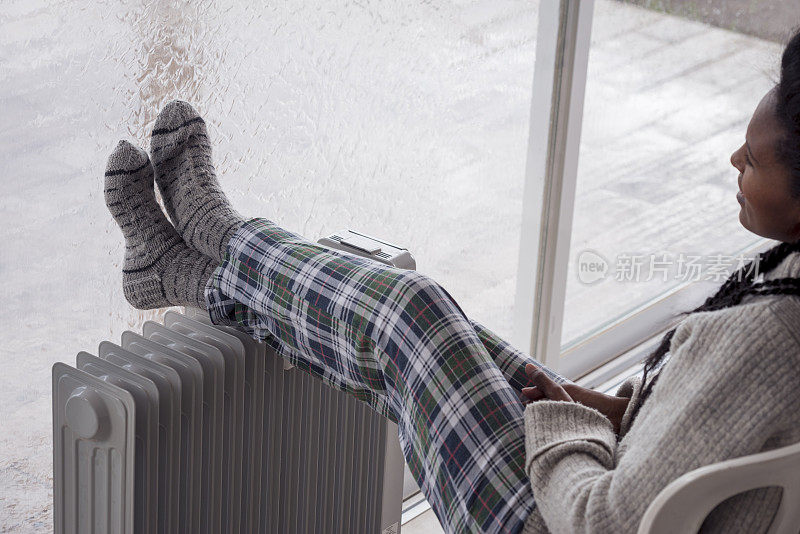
205,218,567,534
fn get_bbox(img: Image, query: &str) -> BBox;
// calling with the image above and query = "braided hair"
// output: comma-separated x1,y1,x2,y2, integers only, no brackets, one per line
629,28,800,424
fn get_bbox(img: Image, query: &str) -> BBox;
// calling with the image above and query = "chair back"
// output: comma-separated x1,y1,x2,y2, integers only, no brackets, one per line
638,441,800,534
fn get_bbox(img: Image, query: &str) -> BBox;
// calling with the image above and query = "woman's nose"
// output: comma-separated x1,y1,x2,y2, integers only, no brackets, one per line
730,146,744,171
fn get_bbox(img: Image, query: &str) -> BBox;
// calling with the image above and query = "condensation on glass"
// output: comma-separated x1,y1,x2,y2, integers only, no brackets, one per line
0,1,539,530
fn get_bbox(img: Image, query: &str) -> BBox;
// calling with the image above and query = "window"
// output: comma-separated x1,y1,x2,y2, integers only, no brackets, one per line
514,0,791,379
2,0,545,525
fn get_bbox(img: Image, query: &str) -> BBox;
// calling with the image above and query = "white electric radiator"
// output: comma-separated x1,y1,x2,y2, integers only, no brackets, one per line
52,230,416,534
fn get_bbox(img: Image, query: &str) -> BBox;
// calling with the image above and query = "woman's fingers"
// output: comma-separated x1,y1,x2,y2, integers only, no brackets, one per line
525,363,573,402
521,386,546,402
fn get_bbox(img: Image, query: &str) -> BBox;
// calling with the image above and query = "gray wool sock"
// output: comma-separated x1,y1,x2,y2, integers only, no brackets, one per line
104,140,218,310
149,100,246,263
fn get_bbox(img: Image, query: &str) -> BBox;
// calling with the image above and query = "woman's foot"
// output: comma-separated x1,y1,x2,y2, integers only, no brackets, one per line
104,140,218,309
149,100,246,263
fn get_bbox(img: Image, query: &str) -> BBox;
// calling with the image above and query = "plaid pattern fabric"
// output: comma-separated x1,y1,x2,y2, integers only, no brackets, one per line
205,218,567,534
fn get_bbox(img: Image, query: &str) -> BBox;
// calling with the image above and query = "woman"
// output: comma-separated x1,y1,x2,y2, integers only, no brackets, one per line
104,28,800,534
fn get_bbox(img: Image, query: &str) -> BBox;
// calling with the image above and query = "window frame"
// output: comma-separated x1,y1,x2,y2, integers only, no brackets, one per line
513,0,594,378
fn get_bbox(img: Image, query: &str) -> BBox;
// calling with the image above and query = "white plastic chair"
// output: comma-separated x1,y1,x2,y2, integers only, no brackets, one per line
638,441,800,534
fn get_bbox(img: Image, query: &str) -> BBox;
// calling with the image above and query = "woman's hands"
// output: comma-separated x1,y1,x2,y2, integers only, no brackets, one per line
521,363,631,435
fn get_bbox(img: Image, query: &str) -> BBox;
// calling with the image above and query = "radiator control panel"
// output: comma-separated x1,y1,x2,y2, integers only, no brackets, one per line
318,229,416,270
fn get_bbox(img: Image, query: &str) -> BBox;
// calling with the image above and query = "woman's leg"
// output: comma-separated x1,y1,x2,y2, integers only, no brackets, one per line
140,100,563,532
206,218,556,534
145,98,569,394
469,320,569,392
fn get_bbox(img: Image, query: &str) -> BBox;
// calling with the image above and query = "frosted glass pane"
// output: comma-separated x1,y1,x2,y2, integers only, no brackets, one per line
561,1,787,348
0,1,539,529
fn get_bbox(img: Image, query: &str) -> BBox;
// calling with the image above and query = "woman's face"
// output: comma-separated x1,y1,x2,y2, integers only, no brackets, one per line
730,88,800,243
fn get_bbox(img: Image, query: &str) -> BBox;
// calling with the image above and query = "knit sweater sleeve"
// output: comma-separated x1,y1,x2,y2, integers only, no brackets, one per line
522,301,800,534
614,375,642,440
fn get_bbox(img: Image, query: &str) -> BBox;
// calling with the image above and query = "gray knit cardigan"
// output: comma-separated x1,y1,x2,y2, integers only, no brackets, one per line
521,251,800,533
